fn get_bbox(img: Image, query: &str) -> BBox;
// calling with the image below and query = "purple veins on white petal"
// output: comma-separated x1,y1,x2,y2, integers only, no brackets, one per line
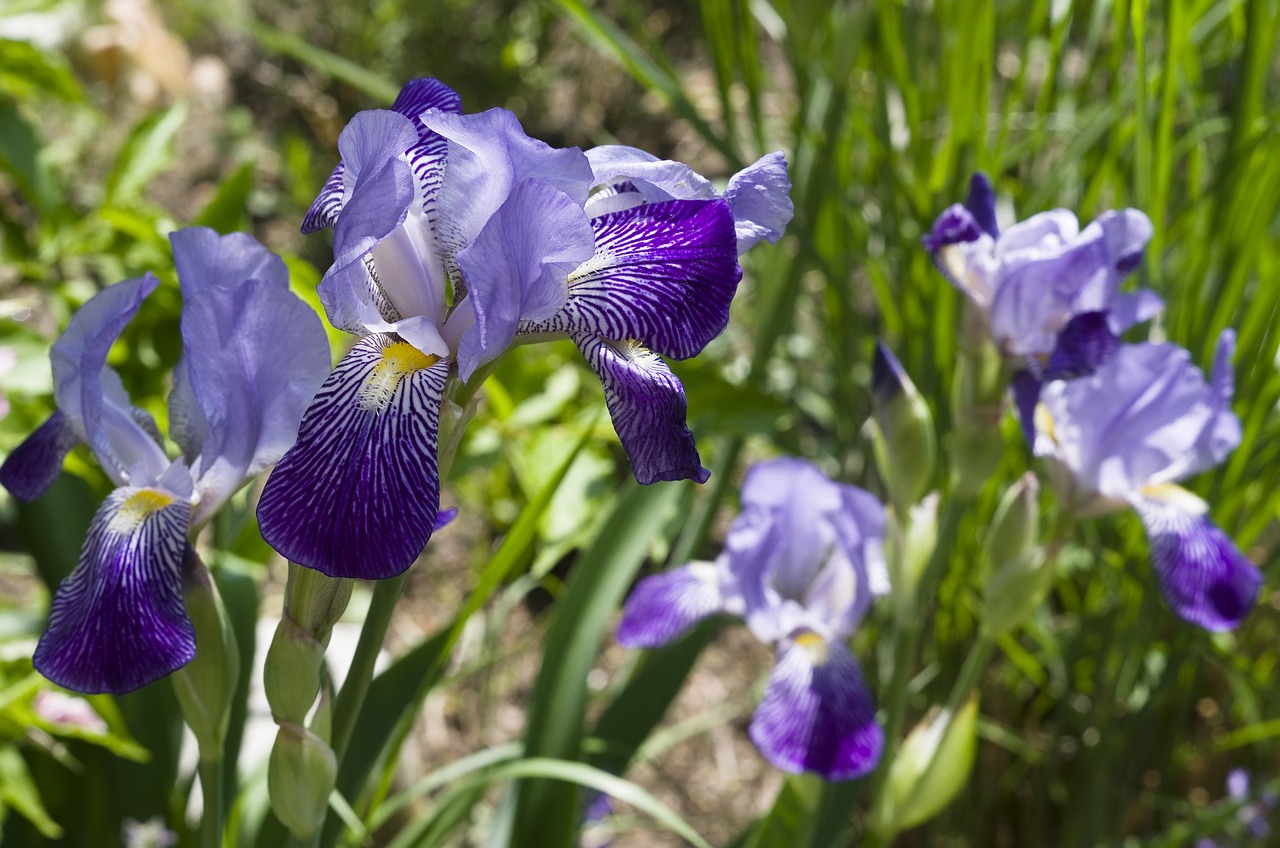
0,411,82,501
256,335,450,580
749,637,883,781
34,487,194,694
616,562,724,649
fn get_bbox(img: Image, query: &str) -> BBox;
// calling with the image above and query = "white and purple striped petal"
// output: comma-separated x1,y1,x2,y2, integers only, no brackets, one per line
0,411,82,500
523,199,740,361
616,562,724,648
256,334,450,579
33,486,194,694
575,334,708,485
1131,490,1262,631
749,637,883,781
169,226,289,298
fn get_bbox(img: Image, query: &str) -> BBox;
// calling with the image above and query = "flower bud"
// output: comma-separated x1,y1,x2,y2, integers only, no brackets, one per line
885,492,939,623
264,616,327,724
870,342,936,515
171,547,239,759
980,474,1052,638
285,564,352,638
870,696,979,840
949,335,1006,497
268,722,337,840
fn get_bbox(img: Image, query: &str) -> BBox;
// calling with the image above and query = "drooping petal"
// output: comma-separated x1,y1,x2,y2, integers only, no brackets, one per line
256,334,450,580
169,227,289,298
33,486,194,694
0,411,82,501
749,637,883,781
616,562,724,648
923,203,984,254
584,145,715,203
301,161,347,234
1010,370,1042,448
1107,289,1164,334
1131,491,1262,631
574,334,709,485
1042,311,1119,380
526,199,741,360
964,172,999,238
176,277,332,526
722,152,794,254
454,179,596,381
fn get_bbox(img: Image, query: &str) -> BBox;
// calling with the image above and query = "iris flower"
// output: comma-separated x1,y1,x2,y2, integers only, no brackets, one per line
926,173,1162,386
257,78,792,580
1033,333,1262,630
616,457,887,780
0,228,331,693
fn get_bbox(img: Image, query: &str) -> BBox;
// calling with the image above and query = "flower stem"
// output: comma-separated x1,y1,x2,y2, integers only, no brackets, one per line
199,756,224,848
944,635,996,715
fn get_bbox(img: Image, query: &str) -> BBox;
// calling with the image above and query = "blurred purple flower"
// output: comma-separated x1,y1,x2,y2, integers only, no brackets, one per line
1033,334,1262,630
0,228,331,693
617,457,888,781
258,77,792,580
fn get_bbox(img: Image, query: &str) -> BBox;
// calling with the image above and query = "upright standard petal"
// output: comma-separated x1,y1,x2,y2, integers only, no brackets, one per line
1132,492,1262,631
169,227,289,298
616,562,724,648
527,199,741,361
723,152,794,254
749,637,883,781
575,334,709,485
584,145,716,204
257,334,450,579
0,411,82,500
33,486,194,694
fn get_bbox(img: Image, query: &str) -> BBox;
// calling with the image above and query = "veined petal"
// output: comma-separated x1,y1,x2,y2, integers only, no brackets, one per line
256,335,450,580
0,411,82,501
585,145,715,202
302,161,347,234
33,487,194,694
575,334,709,485
1043,311,1119,380
616,562,724,648
178,276,332,526
749,637,883,781
1131,491,1262,631
169,226,289,299
723,152,794,254
454,179,596,381
528,199,740,360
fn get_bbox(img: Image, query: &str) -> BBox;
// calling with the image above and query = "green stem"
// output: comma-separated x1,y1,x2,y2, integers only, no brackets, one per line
199,756,224,848
329,571,407,764
944,636,996,716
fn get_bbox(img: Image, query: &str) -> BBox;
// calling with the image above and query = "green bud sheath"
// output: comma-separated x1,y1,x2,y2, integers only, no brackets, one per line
269,722,337,840
264,616,327,724
171,548,239,760
981,474,1052,638
949,338,1007,497
285,564,353,638
871,342,937,515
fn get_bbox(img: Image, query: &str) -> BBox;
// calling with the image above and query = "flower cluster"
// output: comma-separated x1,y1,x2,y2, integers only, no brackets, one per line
256,77,793,580
0,228,331,693
617,457,888,780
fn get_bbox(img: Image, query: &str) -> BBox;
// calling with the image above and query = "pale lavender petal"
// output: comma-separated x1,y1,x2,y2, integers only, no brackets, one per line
454,179,596,381
0,411,81,500
169,227,288,299
33,487,194,694
435,507,458,531
574,334,708,485
177,277,332,526
749,638,882,781
1132,495,1261,631
256,335,449,579
964,172,999,238
1107,289,1164,334
616,563,724,648
526,199,740,360
1043,311,1119,380
723,152,794,254
584,145,715,203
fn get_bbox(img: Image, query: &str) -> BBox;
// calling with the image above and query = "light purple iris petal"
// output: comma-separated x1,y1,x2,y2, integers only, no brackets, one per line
175,277,332,526
454,179,597,381
1131,495,1262,631
526,199,740,361
723,152,794,254
0,411,82,500
964,172,999,238
749,638,883,781
33,487,194,694
584,145,715,204
616,563,724,648
574,334,709,485
256,335,450,579
169,227,289,299
1107,289,1164,334
1043,311,1119,380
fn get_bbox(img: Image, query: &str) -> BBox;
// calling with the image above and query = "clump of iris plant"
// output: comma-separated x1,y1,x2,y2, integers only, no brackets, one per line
616,457,887,781
1032,333,1262,630
257,77,793,580
0,228,331,693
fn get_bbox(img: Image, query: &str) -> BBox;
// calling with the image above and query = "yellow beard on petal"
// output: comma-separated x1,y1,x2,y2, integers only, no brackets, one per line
793,630,830,665
109,489,176,533
359,343,439,412
1140,482,1209,516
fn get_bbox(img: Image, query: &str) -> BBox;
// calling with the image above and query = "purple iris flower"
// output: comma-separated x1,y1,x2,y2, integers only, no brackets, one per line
927,173,1163,383
1033,333,1262,631
616,457,887,781
257,78,792,580
0,228,331,693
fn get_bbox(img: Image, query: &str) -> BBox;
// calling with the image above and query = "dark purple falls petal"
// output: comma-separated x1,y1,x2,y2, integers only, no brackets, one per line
964,172,999,238
923,204,983,254
257,334,450,580
1132,493,1263,632
1009,370,1043,448
575,334,709,485
1043,311,1119,380
34,487,194,694
616,563,723,649
537,199,742,360
749,637,883,781
0,411,81,501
